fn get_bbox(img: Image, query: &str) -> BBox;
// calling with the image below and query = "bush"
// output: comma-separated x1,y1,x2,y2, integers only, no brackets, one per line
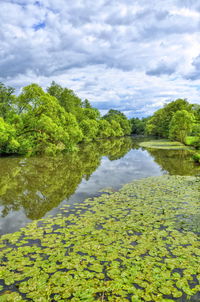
193,153,200,163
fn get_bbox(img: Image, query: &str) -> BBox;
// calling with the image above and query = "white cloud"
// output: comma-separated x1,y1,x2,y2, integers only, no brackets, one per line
1,0,200,117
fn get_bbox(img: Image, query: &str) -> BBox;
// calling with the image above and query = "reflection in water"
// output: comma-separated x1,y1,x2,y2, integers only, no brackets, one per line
0,137,199,234
145,147,200,175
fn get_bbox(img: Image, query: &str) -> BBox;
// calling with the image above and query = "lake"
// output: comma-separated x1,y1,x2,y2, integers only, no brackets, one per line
0,136,199,235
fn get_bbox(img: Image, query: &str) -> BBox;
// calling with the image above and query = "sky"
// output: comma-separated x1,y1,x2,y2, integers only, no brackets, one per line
1,0,200,117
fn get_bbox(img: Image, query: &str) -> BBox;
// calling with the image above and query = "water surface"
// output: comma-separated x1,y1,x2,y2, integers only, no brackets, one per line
0,137,199,235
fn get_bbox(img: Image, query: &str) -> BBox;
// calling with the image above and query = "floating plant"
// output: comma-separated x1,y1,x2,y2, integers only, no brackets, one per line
0,175,200,301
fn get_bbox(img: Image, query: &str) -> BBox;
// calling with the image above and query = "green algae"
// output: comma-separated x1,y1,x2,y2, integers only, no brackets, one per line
0,175,200,301
139,140,193,150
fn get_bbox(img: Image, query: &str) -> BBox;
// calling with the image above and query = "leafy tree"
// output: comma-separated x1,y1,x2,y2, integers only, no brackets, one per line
130,117,148,135
15,83,45,114
146,99,192,138
97,119,113,138
16,85,83,155
0,117,20,154
169,110,195,143
80,119,99,141
47,81,82,118
82,99,92,109
0,82,15,119
110,120,123,137
82,108,100,121
103,109,131,135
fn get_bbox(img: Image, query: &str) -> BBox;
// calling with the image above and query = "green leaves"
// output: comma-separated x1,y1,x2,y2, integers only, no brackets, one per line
0,175,199,301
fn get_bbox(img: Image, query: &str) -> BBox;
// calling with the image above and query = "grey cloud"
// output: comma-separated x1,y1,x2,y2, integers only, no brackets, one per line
146,62,176,76
185,55,200,80
1,0,200,116
177,0,200,11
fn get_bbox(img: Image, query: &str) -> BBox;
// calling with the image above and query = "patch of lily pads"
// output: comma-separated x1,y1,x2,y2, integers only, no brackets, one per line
139,140,193,150
0,175,200,301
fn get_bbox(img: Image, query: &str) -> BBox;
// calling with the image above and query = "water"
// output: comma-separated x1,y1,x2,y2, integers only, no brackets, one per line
0,137,199,235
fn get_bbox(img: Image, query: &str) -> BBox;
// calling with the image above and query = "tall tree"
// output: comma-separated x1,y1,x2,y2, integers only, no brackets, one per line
146,99,192,138
0,82,15,119
169,110,195,143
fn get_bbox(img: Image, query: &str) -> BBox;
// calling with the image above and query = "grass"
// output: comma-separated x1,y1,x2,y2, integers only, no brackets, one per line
139,139,193,150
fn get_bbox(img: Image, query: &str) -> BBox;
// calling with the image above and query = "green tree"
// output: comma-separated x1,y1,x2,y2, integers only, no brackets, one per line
97,119,113,138
80,119,99,141
0,82,15,119
16,85,83,155
47,81,82,118
169,110,195,143
130,117,148,135
0,117,20,154
82,99,92,109
146,99,192,138
103,109,131,135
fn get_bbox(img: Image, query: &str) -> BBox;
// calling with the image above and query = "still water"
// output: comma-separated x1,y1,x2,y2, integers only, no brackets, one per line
0,137,199,235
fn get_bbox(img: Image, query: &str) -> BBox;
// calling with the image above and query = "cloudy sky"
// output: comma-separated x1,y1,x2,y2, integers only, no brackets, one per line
1,0,200,117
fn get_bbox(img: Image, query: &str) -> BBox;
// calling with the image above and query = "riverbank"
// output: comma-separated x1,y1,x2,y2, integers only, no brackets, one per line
1,175,199,301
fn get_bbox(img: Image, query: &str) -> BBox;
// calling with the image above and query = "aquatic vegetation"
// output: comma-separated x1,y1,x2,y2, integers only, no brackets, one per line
0,175,200,301
139,140,193,150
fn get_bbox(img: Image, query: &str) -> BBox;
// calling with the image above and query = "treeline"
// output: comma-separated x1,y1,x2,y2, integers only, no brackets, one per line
0,81,200,159
0,82,131,155
142,98,200,162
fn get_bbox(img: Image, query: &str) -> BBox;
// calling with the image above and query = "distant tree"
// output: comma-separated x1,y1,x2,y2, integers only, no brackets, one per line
82,99,92,109
169,110,195,143
103,109,131,135
130,117,148,135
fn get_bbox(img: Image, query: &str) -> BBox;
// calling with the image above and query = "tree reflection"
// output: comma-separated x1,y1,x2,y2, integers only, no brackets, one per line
145,148,200,175
1,137,199,222
0,137,133,220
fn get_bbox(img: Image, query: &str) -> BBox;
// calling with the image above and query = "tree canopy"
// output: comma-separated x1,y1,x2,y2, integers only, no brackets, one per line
0,82,132,155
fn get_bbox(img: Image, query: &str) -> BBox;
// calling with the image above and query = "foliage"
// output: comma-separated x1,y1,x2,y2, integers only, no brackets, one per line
0,175,200,301
169,110,195,143
184,136,199,146
0,82,15,119
0,117,20,154
130,117,148,135
15,85,83,155
146,99,192,138
97,119,113,138
103,109,131,136
193,152,200,163
0,82,132,155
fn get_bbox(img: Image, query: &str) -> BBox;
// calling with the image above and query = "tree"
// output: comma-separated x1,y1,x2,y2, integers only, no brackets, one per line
16,85,83,155
47,81,82,118
103,109,131,136
146,99,192,138
169,110,195,143
0,117,20,154
0,82,15,119
80,119,99,141
82,99,92,109
97,119,113,138
130,117,148,135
